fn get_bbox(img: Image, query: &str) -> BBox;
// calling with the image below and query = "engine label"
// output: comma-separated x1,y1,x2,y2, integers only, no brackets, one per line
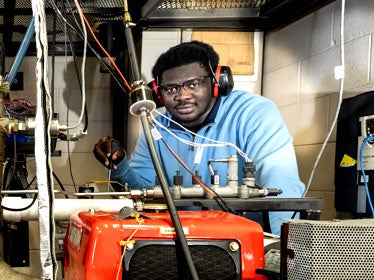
160,227,189,235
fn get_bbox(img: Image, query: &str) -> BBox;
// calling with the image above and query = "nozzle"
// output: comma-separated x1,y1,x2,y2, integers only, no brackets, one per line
129,80,156,116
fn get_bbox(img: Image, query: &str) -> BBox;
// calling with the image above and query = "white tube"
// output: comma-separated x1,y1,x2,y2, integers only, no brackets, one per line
2,197,134,222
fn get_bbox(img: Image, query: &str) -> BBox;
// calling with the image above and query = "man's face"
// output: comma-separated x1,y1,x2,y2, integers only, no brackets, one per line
160,62,216,128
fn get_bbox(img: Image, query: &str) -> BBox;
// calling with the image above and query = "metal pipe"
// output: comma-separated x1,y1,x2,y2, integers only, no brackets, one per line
2,189,132,197
5,18,35,87
2,197,134,222
123,8,141,81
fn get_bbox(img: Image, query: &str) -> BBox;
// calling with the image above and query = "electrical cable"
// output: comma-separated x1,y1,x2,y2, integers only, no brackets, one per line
0,36,5,76
51,1,129,144
73,0,131,91
4,98,33,117
50,0,81,34
164,139,238,214
13,134,17,181
148,118,238,214
291,0,346,220
3,161,27,192
49,0,127,190
302,0,346,198
61,2,77,191
67,45,89,132
151,110,252,163
49,0,129,95
2,194,38,212
1,176,38,212
54,0,89,142
52,171,69,199
65,0,86,132
64,18,89,190
359,135,374,217
3,135,17,191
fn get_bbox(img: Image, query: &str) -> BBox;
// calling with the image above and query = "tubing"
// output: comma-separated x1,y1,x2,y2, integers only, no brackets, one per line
6,18,35,87
140,110,199,280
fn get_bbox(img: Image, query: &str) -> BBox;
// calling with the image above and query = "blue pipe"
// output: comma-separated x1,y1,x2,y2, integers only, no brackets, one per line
6,17,35,87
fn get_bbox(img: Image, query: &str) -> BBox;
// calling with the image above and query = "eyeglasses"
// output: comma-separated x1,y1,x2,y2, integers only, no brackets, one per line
159,76,210,96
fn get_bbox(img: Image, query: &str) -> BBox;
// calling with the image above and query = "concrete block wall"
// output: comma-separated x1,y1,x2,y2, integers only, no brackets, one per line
262,0,374,220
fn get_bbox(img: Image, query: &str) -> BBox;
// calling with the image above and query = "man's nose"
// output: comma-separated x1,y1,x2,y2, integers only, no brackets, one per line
175,86,191,99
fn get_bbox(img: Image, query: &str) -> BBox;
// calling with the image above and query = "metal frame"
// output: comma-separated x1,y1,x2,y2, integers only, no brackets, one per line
0,0,335,56
150,197,324,219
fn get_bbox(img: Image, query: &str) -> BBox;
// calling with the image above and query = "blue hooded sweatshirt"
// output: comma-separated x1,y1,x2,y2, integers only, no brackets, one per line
111,90,305,235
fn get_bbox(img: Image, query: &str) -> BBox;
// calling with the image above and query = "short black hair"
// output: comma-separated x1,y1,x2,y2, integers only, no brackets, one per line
152,40,219,84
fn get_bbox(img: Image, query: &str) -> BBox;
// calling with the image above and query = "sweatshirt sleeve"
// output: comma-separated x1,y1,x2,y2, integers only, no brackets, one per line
239,97,305,235
110,133,157,189
243,99,305,198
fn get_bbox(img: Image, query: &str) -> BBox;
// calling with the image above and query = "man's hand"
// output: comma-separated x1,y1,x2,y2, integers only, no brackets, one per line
93,136,125,169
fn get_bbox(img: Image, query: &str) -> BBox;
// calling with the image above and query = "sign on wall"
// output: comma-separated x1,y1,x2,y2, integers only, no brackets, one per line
192,31,255,76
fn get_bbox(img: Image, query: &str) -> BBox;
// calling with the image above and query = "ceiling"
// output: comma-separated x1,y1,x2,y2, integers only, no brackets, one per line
0,0,335,57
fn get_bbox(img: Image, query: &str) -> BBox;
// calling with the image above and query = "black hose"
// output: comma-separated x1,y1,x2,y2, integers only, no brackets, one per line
140,110,199,280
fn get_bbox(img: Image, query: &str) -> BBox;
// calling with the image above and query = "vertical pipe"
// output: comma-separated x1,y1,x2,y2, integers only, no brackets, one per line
6,18,35,87
140,110,199,280
124,26,141,81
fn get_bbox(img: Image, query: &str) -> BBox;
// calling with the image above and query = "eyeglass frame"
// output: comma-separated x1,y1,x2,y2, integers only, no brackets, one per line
158,75,211,96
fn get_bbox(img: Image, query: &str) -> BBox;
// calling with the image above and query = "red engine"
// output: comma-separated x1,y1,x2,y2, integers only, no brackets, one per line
64,209,265,280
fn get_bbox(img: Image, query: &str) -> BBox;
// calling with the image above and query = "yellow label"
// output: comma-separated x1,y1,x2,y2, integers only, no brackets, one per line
340,154,357,167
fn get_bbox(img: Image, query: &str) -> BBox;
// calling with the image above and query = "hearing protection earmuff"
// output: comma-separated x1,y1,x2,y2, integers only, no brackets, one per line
148,65,234,108
148,79,164,108
212,65,234,98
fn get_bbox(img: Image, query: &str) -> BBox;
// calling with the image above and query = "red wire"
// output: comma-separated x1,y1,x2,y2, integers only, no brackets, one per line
75,2,132,92
165,141,216,198
147,118,216,198
147,118,239,214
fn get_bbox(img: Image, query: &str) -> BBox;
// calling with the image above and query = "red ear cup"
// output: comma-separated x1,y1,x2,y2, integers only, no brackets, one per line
213,65,234,97
213,65,221,98
148,80,164,108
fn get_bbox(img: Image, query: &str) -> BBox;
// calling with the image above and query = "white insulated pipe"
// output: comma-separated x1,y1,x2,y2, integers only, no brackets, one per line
2,197,134,222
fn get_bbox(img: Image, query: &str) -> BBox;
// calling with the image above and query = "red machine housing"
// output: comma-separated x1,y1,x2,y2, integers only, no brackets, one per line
64,209,265,280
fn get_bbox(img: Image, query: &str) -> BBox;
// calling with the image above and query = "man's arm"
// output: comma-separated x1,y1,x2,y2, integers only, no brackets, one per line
110,132,157,189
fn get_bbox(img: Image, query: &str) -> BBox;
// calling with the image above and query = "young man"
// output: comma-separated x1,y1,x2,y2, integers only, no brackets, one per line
93,41,305,235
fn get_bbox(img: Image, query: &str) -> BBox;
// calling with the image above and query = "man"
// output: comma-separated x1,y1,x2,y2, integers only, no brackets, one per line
94,41,305,235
